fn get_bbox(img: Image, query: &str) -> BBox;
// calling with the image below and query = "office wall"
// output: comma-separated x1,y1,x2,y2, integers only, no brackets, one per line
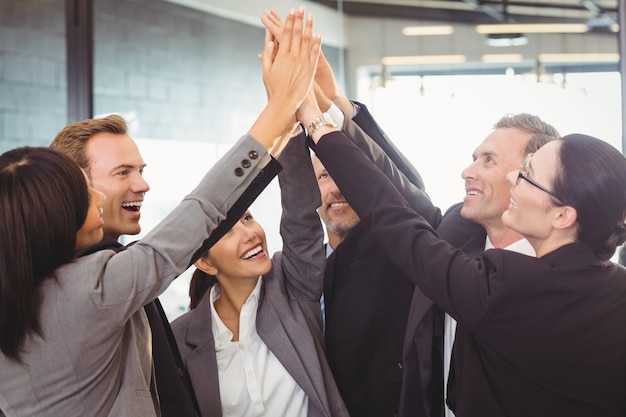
0,0,66,151
0,0,341,152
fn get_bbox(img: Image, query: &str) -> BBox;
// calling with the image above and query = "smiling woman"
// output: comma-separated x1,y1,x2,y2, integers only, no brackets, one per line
171,130,349,417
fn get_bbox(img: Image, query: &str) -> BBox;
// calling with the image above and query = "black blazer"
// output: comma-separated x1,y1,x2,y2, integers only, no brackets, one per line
314,132,626,417
402,203,485,417
320,105,441,417
331,104,483,417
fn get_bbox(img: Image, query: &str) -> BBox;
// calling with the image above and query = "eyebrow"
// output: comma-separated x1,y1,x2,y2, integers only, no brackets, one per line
112,163,147,171
474,151,498,160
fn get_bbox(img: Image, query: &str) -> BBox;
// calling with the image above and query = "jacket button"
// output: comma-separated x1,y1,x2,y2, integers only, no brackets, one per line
234,167,244,177
248,150,258,159
241,159,251,168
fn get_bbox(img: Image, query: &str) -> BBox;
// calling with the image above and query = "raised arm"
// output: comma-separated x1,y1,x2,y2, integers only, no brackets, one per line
277,129,325,300
333,111,442,227
297,98,494,330
92,8,322,324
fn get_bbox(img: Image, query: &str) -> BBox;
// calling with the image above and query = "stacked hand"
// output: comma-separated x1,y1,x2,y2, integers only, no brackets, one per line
248,7,321,153
261,8,355,120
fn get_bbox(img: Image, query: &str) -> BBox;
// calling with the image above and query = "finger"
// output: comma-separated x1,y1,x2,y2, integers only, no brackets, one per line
280,8,295,53
309,32,322,66
270,8,283,23
302,13,321,66
261,40,275,77
290,6,305,53
264,27,272,47
261,12,283,41
301,13,314,57
269,9,284,29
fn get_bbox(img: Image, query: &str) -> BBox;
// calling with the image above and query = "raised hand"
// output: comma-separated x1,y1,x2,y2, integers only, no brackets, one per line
248,7,322,152
262,8,321,112
261,9,337,98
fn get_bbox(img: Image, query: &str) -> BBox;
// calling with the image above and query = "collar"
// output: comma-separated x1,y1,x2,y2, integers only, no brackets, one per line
210,277,263,350
75,235,124,257
540,241,606,268
485,236,535,256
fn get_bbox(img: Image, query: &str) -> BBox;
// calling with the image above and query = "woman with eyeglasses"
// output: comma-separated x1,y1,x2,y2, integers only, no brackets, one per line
299,84,626,416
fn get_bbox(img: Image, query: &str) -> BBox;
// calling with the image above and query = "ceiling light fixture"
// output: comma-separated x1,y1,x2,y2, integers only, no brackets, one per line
537,53,620,63
402,25,455,36
486,33,528,47
481,54,525,63
381,55,467,66
476,23,589,34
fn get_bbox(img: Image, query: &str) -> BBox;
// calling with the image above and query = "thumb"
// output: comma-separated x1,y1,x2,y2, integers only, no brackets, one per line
261,40,276,75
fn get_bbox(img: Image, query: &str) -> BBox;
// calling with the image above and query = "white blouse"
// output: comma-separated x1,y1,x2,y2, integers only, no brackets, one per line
210,278,308,417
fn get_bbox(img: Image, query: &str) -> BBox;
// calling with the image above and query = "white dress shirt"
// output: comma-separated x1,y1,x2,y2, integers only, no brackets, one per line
443,237,535,417
210,278,308,417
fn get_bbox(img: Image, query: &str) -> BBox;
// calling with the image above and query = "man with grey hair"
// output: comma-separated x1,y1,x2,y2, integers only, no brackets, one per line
438,114,559,417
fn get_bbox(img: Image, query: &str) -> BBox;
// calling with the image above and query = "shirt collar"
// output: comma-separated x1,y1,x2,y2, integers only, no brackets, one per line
485,236,535,256
210,277,263,350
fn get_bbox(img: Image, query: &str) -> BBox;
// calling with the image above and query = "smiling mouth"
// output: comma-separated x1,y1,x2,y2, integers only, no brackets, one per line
241,245,264,260
122,201,142,212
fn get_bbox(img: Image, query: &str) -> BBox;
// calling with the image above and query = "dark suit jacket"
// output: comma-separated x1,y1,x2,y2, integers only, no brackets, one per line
314,132,626,417
320,106,441,417
402,203,485,417
75,158,282,417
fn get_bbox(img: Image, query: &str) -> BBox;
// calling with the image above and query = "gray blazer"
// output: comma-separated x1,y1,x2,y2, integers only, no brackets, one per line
0,135,272,417
171,132,350,417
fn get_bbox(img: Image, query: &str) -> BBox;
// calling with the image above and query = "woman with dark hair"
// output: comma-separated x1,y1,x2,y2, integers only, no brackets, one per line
171,129,348,417
298,88,626,415
0,10,323,416
189,268,213,310
0,147,105,363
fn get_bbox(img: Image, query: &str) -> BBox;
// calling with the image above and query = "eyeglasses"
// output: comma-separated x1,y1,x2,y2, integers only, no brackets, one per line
516,153,563,203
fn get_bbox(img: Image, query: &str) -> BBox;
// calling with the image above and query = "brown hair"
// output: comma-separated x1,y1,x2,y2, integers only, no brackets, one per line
188,269,217,310
50,114,128,173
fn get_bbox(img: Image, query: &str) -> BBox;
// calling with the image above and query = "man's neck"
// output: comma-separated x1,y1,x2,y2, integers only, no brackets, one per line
327,232,346,250
104,230,121,241
485,226,524,249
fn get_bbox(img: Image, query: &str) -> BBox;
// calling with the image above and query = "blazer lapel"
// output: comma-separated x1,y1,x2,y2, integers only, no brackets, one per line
184,296,223,417
256,286,328,416
322,250,337,321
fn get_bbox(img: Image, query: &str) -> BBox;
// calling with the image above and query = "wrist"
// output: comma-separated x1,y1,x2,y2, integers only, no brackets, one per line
306,112,337,136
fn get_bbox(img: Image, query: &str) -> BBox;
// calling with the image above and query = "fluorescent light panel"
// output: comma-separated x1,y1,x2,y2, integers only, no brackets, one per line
481,54,524,63
402,25,454,36
382,55,467,65
537,53,620,63
476,23,589,34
